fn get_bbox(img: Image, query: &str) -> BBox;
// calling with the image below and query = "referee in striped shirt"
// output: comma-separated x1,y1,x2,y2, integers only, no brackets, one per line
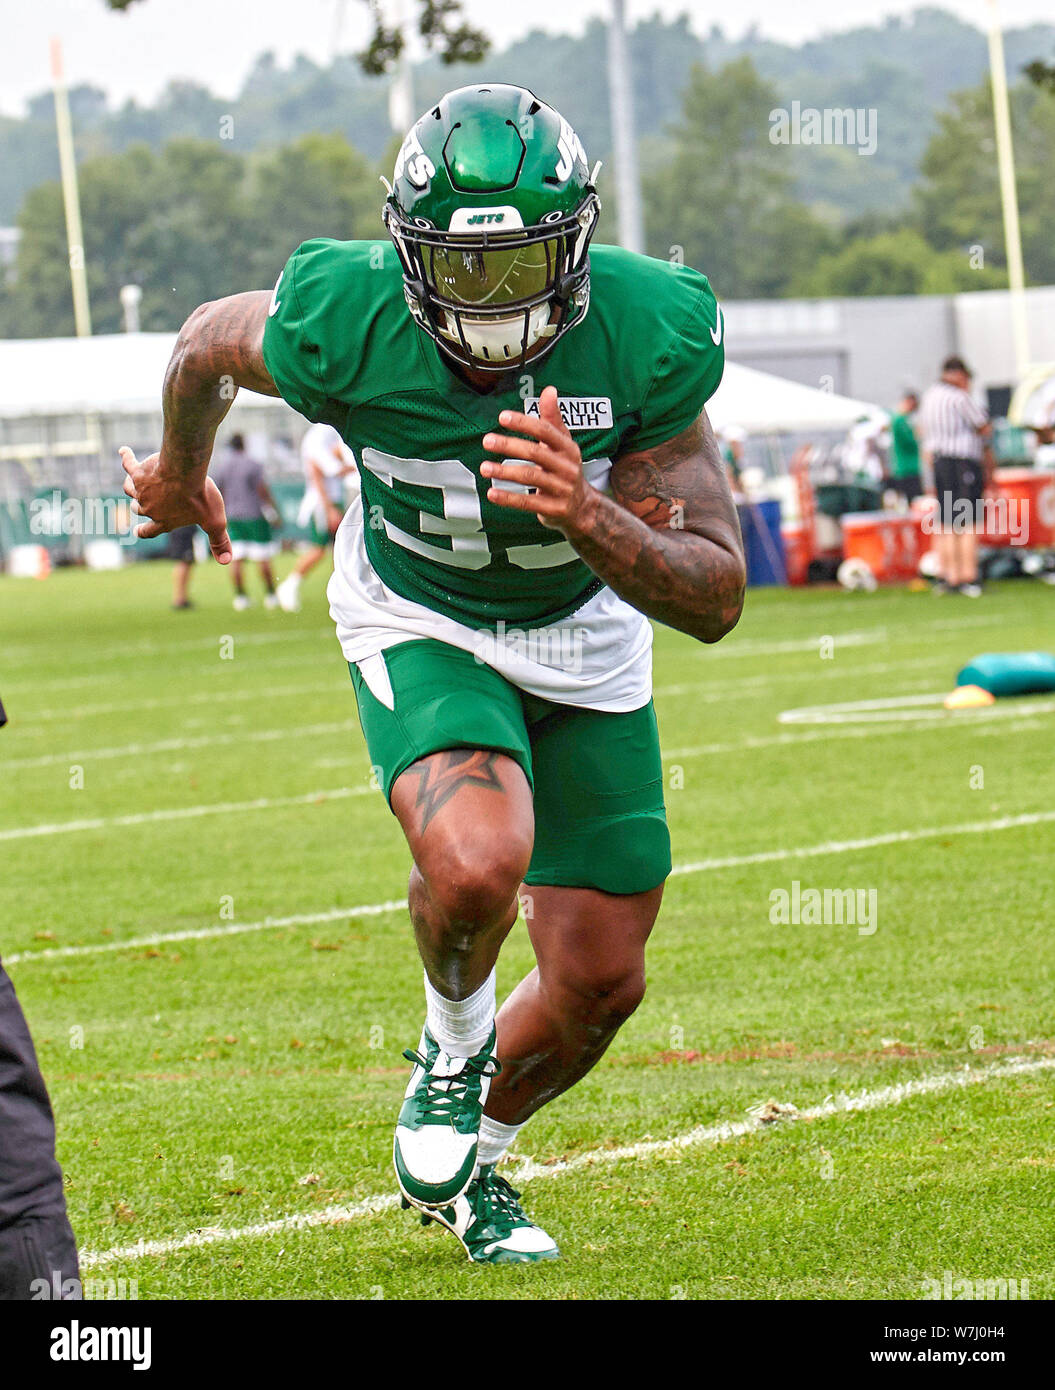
918,356,992,596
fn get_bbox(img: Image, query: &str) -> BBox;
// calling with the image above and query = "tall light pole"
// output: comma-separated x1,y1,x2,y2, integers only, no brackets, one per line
120,284,142,334
607,0,644,254
50,37,92,338
986,0,1030,378
388,0,415,135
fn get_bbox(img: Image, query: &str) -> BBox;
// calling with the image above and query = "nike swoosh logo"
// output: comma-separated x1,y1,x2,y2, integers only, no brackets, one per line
268,271,283,317
710,304,723,347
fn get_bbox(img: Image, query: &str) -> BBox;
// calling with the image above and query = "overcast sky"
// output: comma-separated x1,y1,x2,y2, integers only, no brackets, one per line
2,0,1053,118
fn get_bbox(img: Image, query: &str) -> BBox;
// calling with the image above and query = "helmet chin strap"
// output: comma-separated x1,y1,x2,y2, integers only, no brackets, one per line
440,304,553,364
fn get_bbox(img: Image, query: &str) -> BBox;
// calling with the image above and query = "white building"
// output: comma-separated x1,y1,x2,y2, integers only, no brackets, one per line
724,284,1055,414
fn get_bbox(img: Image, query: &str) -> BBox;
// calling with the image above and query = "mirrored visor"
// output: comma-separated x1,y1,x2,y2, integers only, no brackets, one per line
424,237,557,308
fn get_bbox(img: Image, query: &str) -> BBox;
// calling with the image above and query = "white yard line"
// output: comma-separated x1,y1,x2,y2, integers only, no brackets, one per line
7,807,1053,966
779,695,1055,726
653,656,944,703
3,902,407,966
0,786,373,843
78,1054,1055,1269
668,809,1055,878
16,680,347,726
680,630,887,660
2,720,360,770
927,613,1010,632
785,692,949,714
662,710,1049,759
3,626,334,672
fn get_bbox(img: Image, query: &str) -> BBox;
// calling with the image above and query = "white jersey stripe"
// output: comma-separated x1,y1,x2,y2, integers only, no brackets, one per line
918,380,987,460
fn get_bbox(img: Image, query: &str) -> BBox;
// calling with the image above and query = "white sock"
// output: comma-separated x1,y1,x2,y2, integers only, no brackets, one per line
476,1114,523,1169
424,968,495,1058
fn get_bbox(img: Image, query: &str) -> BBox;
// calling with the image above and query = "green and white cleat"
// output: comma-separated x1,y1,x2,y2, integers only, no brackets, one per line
393,1026,499,1208
408,1164,560,1264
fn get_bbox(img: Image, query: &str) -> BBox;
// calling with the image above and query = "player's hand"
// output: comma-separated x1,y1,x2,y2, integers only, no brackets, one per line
120,447,232,564
481,386,597,534
327,503,344,534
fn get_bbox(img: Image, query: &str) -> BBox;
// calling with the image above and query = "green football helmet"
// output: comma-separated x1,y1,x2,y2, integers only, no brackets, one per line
382,84,601,374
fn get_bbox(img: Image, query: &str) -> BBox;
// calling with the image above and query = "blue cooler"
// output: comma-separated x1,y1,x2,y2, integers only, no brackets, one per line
737,499,787,586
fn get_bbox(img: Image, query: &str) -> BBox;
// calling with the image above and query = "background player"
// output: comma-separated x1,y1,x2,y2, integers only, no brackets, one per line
210,432,282,610
275,423,358,613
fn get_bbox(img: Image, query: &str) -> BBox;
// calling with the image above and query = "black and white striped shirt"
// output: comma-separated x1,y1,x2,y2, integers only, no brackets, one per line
918,381,988,460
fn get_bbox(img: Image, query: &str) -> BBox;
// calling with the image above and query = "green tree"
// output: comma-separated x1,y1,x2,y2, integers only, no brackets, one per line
0,182,72,336
0,131,385,337
1025,59,1055,94
4,140,254,335
914,77,1055,285
244,133,386,287
789,227,1005,297
642,59,836,297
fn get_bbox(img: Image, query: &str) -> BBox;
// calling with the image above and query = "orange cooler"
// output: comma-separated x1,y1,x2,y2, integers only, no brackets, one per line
841,511,927,583
983,469,1055,548
781,523,810,586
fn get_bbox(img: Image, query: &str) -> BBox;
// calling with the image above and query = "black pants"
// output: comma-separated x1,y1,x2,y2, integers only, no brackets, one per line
889,473,923,503
165,525,197,563
933,455,984,526
0,963,80,1299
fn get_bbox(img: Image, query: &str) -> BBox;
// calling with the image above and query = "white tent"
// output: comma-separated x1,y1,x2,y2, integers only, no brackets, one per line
0,333,882,429
0,332,284,419
709,361,883,435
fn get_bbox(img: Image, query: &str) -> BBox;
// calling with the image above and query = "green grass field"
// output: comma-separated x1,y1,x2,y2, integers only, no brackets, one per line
2,562,1052,1301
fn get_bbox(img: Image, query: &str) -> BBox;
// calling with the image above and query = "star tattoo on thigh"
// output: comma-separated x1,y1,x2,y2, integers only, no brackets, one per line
410,749,504,832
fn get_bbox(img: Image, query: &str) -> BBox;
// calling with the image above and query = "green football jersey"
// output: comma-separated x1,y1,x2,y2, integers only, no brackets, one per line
262,240,723,630
889,411,921,478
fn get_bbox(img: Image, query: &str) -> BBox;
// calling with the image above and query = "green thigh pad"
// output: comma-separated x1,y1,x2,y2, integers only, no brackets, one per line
228,517,272,543
349,639,533,802
521,694,670,895
347,639,670,895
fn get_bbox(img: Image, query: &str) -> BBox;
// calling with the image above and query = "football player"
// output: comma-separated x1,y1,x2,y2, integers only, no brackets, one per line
121,85,745,1264
275,422,359,613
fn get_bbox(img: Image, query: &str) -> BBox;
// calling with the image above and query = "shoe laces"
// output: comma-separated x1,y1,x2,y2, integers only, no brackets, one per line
402,1046,500,1127
470,1167,526,1239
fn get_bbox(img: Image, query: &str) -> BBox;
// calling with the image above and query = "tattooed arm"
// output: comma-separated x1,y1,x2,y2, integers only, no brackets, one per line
481,386,746,643
161,293,280,474
584,409,745,641
120,292,280,562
